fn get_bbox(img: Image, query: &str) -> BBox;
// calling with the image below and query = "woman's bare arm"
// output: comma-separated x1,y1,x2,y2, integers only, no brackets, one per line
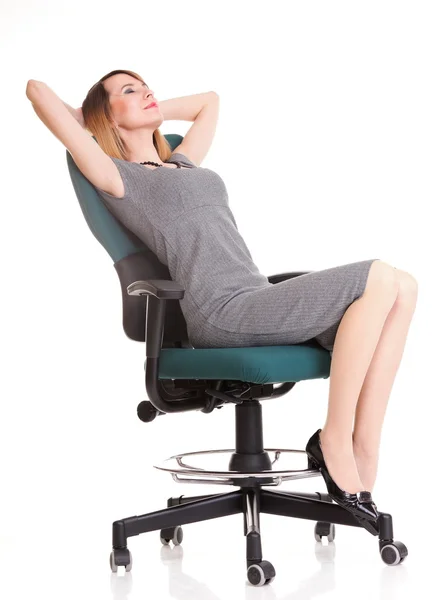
26,80,120,196
63,102,85,128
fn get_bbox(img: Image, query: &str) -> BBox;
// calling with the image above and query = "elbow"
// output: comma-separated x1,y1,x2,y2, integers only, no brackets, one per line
26,80,36,100
26,80,42,100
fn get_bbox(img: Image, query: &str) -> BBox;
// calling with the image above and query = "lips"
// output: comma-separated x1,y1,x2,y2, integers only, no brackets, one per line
144,102,157,109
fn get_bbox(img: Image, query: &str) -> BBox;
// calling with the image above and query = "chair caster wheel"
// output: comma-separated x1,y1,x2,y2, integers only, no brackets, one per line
314,521,335,542
110,548,132,572
160,526,183,546
247,560,276,586
137,400,158,422
380,540,408,565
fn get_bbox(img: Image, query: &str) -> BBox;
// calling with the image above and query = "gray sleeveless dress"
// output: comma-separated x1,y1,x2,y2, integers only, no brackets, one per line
93,152,378,352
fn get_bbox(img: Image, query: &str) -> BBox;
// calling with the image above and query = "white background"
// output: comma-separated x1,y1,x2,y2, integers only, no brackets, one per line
1,1,445,598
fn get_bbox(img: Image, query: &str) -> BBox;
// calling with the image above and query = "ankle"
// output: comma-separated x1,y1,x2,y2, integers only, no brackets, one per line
320,427,353,453
358,474,376,494
352,438,379,458
353,449,378,493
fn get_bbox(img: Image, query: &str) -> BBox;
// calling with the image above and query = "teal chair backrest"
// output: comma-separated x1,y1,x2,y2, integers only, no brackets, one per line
65,132,190,346
65,133,184,263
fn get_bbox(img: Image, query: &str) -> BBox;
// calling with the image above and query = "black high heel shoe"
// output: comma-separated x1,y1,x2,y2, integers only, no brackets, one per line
306,429,380,529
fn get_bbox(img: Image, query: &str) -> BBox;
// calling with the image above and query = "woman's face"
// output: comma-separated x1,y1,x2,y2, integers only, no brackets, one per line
103,74,162,130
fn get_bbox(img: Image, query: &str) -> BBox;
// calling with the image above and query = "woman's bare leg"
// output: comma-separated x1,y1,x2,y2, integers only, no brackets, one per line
352,270,418,493
318,260,399,494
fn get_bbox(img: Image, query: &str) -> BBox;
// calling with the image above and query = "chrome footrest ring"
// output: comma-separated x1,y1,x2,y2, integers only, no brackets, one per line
153,448,321,486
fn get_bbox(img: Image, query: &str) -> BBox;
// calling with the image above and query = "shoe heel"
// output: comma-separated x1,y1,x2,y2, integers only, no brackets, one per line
307,455,320,471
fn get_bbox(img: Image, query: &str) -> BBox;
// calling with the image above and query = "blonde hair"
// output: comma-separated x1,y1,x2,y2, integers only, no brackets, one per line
81,69,172,162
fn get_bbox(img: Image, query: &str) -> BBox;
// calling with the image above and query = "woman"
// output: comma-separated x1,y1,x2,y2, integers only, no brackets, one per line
26,69,418,527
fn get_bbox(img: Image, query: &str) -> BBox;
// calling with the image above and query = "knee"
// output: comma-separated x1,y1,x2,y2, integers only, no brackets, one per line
394,268,418,307
366,260,400,300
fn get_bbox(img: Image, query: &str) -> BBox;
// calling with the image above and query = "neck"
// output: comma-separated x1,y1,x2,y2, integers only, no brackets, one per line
118,127,161,163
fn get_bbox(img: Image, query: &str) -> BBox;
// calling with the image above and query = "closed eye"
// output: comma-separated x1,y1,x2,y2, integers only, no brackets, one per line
125,83,149,94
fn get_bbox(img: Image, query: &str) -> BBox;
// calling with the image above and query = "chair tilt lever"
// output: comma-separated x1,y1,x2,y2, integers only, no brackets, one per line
204,383,275,409
205,388,244,405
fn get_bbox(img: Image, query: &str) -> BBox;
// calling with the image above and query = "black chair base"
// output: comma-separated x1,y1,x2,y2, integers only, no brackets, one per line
110,402,408,585
110,486,408,585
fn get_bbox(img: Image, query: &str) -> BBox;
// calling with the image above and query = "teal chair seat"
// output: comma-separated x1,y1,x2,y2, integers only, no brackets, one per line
158,344,330,383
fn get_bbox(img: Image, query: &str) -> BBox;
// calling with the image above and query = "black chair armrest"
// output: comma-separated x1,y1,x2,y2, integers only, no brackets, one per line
268,271,313,285
127,279,185,300
127,279,206,415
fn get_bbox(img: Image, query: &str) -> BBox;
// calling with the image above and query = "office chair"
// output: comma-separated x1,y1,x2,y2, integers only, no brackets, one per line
66,134,408,586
